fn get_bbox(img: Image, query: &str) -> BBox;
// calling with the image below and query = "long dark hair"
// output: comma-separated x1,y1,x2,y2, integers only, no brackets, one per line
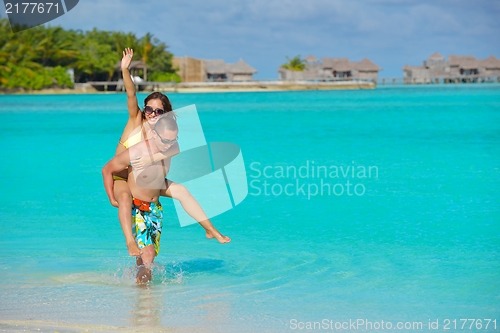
143,92,173,119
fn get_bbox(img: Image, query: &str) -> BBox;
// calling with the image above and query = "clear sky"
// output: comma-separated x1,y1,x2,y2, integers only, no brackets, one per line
3,0,500,79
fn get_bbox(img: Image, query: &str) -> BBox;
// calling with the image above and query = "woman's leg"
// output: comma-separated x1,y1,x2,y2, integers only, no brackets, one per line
160,180,231,244
114,179,142,256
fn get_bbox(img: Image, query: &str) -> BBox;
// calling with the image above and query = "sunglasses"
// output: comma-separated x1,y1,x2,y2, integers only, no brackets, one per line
144,105,165,116
156,131,178,145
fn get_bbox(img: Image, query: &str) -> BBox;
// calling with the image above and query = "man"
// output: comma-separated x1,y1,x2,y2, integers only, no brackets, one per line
102,114,179,283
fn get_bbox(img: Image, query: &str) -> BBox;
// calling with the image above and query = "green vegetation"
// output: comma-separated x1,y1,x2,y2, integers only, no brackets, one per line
282,55,306,71
150,72,181,83
0,18,178,91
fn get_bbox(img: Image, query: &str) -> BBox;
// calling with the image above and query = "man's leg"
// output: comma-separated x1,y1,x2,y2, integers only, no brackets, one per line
136,245,155,283
160,180,230,244
133,203,162,284
114,180,142,256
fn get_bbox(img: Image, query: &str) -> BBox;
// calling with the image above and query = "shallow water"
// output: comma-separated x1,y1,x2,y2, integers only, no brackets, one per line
1,85,499,332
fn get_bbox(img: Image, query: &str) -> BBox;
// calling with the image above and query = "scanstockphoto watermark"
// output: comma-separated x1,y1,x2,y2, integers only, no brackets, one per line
249,161,379,200
290,318,425,330
290,318,498,330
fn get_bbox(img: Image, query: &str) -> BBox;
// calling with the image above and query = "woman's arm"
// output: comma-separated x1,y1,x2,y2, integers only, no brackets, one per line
121,48,141,120
130,142,180,169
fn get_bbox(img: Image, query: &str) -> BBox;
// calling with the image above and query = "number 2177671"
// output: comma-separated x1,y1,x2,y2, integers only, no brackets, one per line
5,2,59,14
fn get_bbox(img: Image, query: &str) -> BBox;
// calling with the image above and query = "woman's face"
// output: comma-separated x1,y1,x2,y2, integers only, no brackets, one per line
144,99,164,125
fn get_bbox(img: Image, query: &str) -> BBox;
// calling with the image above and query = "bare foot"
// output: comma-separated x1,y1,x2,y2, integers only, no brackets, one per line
217,235,231,244
126,240,142,256
136,266,151,284
206,231,231,244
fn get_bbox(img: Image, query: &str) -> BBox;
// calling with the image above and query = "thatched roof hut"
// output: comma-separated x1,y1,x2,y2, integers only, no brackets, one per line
203,58,257,81
404,53,500,82
331,60,352,72
482,55,500,69
204,59,227,75
322,58,350,69
428,52,445,61
304,55,319,63
355,58,382,71
115,60,150,80
448,55,476,67
279,56,381,81
227,59,258,74
460,60,480,70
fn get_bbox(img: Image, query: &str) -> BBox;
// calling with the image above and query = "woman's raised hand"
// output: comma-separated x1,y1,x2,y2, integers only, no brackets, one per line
121,48,134,70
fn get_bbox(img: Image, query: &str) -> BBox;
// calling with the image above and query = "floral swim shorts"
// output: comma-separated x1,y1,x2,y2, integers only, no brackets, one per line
132,198,163,255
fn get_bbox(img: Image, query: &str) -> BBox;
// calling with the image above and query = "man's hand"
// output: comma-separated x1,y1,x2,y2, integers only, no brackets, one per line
121,48,133,70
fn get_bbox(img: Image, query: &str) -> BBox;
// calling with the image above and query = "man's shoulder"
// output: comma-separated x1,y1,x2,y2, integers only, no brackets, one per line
128,140,149,155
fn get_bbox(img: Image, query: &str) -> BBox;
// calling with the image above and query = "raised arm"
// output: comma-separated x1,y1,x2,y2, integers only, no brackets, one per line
121,48,141,120
102,150,132,207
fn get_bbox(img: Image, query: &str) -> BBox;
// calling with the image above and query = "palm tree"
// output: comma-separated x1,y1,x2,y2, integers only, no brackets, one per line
139,33,153,64
37,27,78,67
0,50,10,86
282,55,305,71
113,31,138,60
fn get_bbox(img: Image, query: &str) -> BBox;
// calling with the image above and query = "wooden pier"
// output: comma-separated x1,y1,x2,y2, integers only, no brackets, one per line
83,80,377,92
378,76,500,85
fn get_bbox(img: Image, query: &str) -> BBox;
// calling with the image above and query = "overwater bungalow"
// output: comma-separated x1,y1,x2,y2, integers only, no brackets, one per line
173,56,257,82
278,55,382,82
403,53,500,84
225,59,258,81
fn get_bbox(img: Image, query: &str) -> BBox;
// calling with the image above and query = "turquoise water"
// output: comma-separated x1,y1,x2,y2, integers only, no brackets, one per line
0,86,499,332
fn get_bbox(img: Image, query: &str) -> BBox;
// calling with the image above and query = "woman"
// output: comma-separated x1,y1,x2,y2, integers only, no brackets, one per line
113,48,230,256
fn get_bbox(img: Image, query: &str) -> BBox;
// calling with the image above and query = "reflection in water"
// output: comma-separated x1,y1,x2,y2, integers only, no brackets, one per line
129,284,163,328
126,258,231,331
